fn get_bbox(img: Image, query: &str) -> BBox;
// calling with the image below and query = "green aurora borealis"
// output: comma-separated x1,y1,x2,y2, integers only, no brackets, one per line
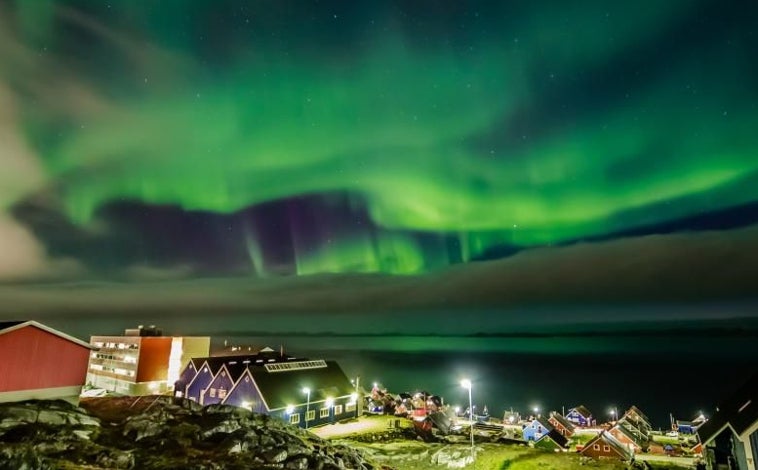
2,0,758,277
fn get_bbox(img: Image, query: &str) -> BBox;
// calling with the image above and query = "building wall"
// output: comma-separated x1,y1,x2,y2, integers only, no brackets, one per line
548,417,573,437
609,428,640,452
0,326,90,394
582,441,625,460
740,421,758,470
186,365,215,402
0,385,83,404
136,337,172,383
277,396,355,429
87,335,140,388
223,373,267,414
202,367,235,406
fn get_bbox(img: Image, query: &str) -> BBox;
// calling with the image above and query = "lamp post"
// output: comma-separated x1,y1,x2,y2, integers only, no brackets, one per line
302,387,311,430
350,393,359,419
461,379,474,458
326,397,335,424
609,407,617,423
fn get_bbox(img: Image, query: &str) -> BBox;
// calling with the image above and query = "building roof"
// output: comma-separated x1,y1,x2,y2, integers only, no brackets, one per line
698,371,758,443
538,429,569,448
612,423,646,446
191,351,297,376
583,431,634,460
249,360,354,411
569,405,593,418
549,412,576,432
534,416,554,431
0,320,94,349
617,417,650,441
625,406,651,425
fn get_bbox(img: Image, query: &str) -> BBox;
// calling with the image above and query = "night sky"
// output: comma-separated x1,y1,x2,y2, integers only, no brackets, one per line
1,1,758,332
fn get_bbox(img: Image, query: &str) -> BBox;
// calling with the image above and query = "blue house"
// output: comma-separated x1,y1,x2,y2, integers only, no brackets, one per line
201,362,250,405
566,405,595,428
522,417,554,441
676,414,706,435
222,359,357,429
185,360,220,403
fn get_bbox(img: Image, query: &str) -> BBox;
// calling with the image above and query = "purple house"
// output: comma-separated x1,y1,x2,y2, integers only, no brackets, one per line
566,405,595,428
185,360,218,403
201,362,250,405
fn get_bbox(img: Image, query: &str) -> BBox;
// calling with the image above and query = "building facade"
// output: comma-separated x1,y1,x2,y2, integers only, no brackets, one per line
0,321,93,403
699,372,758,470
177,353,360,429
581,431,634,461
566,405,596,427
86,326,209,395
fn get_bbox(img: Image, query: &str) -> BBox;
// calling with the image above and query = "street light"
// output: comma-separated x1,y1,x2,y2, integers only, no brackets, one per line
350,392,359,419
302,387,311,429
326,397,335,424
533,407,540,418
461,379,474,459
609,407,617,422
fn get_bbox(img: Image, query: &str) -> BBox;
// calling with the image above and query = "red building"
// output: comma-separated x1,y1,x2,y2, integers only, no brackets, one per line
580,431,634,461
0,321,94,403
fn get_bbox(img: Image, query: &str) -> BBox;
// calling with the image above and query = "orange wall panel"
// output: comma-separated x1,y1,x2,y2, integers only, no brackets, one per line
136,337,172,382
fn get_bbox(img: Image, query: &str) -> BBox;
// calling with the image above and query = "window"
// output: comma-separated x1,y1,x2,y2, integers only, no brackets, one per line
346,403,356,412
320,408,330,418
289,414,300,424
218,388,227,399
603,446,610,452
307,410,315,421
209,388,216,398
334,405,343,415
593,445,600,450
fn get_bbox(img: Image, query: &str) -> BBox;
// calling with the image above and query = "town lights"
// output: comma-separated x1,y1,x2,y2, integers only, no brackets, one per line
460,379,474,459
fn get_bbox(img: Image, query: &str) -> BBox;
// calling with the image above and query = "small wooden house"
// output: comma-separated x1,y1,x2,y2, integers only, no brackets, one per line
580,431,634,461
548,411,576,437
566,405,595,427
522,417,554,441
534,429,569,451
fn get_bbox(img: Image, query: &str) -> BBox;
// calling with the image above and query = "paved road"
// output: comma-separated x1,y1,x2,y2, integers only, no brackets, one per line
636,453,696,467
310,415,408,439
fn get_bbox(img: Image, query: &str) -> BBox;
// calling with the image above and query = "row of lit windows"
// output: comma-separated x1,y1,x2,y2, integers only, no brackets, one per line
288,403,354,424
92,341,139,350
91,352,137,363
208,388,228,399
593,444,612,452
89,364,135,377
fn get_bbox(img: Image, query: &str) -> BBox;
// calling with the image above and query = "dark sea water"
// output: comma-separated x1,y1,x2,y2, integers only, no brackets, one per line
214,334,758,429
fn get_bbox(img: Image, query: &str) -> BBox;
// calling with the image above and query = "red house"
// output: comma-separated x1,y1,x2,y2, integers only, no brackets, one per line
580,431,634,461
0,321,94,403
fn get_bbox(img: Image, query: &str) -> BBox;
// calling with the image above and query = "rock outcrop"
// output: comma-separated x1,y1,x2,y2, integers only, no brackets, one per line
0,398,387,470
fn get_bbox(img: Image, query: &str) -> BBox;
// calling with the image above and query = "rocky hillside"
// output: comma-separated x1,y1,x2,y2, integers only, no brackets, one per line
0,397,387,470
